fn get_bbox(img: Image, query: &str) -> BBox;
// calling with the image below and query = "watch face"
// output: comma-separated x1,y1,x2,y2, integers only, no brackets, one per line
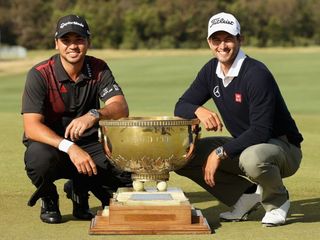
216,147,222,155
216,147,224,158
89,109,99,118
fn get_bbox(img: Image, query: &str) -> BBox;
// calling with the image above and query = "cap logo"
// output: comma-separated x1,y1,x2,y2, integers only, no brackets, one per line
207,13,240,39
60,21,84,29
210,17,234,28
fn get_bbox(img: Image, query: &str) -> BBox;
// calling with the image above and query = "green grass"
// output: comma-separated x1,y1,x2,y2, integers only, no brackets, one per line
0,48,320,240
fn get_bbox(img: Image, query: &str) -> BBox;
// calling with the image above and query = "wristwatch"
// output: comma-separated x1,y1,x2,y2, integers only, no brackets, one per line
215,146,227,160
88,109,100,119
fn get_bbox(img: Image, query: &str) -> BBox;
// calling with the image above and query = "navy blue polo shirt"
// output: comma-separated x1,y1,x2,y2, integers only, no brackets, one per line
174,56,303,158
22,54,124,141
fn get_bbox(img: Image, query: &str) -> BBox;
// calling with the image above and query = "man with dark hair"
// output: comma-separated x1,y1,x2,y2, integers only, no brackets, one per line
21,14,131,224
174,12,303,227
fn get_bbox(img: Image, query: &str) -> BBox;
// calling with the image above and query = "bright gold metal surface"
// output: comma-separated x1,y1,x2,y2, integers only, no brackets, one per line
99,117,200,181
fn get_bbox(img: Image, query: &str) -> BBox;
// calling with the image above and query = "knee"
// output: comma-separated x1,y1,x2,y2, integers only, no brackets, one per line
174,168,186,177
24,142,58,177
239,144,272,179
174,164,197,178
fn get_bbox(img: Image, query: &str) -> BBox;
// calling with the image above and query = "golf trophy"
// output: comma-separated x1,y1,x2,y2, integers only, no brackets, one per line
89,117,211,235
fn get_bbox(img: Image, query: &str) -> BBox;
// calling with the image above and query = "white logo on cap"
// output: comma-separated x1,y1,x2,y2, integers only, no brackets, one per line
210,17,234,28
60,21,84,29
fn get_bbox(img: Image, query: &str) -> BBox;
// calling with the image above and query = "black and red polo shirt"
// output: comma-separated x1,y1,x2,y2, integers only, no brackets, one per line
21,54,124,141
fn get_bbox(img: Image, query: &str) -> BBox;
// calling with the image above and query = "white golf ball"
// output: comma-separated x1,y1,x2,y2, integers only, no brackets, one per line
157,181,167,191
133,180,144,191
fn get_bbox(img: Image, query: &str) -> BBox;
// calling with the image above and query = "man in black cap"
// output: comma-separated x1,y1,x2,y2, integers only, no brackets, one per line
21,14,131,224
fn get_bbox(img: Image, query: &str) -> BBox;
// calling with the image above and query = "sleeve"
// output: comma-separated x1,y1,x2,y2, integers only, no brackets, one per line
98,66,124,102
174,64,212,119
21,68,47,114
223,67,276,158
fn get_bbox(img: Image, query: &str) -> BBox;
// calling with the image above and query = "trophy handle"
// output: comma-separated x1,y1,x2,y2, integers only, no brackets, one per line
192,124,201,136
99,127,112,158
185,123,201,159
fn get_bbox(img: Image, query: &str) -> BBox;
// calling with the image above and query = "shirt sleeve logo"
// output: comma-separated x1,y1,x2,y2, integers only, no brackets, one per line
101,87,113,98
113,84,120,91
235,93,242,103
100,84,121,98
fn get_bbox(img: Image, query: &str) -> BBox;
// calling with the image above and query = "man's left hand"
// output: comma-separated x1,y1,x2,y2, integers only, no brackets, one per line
65,114,97,141
202,150,221,187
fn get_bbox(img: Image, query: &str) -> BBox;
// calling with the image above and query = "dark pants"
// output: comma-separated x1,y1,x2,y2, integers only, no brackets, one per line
24,140,131,203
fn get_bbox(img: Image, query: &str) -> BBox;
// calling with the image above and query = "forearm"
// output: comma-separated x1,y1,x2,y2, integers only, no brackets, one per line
174,98,199,119
100,96,129,120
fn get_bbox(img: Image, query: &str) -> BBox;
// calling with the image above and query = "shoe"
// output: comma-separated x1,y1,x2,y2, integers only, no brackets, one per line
220,192,261,221
262,200,290,227
40,197,62,224
64,180,94,220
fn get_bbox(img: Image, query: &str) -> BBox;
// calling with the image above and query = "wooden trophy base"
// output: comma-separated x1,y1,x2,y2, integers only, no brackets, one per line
89,187,212,235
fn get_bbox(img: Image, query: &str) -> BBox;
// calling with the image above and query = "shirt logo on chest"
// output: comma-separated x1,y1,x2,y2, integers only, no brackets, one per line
235,93,242,103
213,86,221,98
60,84,68,93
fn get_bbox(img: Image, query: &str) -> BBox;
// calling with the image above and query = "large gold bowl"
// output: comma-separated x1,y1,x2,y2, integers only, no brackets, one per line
99,116,200,185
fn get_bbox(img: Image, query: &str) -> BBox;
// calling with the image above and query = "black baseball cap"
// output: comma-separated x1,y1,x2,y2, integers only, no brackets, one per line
55,14,91,39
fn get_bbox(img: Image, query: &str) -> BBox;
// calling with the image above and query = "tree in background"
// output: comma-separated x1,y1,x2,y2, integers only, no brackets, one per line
1,0,319,49
228,0,316,46
0,0,17,46
10,0,54,49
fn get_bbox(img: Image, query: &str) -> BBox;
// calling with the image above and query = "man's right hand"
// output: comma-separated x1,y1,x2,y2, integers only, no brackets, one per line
195,106,223,131
67,144,97,176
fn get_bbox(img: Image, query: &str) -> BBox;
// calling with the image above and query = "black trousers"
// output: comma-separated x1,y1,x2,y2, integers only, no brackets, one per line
24,140,131,202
